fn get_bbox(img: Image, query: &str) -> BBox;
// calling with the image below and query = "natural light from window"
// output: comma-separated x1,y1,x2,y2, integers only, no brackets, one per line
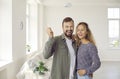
108,8,120,48
26,0,38,54
0,1,12,61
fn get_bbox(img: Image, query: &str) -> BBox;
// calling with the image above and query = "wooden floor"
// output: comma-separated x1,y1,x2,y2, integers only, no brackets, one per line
93,61,120,79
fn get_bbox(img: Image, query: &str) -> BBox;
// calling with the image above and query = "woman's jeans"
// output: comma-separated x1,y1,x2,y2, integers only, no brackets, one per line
77,72,92,79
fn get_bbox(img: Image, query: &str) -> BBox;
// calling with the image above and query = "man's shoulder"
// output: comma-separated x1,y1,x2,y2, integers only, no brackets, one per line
53,34,64,43
54,34,63,39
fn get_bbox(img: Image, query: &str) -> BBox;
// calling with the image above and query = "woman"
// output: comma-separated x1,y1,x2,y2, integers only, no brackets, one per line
75,22,101,79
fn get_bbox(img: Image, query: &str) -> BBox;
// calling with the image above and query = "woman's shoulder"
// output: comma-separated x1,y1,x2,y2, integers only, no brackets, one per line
87,42,97,48
87,42,98,52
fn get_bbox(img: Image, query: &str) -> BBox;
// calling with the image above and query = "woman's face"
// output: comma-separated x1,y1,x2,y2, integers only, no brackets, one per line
77,25,87,39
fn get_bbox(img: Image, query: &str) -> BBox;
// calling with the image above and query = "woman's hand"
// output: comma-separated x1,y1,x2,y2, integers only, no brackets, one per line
78,69,87,76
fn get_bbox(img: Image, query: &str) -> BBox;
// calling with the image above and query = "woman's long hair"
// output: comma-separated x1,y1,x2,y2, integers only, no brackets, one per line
75,22,96,46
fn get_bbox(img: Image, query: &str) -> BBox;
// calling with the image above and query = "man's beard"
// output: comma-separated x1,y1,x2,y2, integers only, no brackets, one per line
64,30,73,38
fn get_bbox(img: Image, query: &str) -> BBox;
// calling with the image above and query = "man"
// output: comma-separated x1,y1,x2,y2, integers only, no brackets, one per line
43,17,77,79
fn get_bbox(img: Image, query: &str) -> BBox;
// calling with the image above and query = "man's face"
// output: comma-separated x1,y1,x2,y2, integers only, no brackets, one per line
62,21,74,38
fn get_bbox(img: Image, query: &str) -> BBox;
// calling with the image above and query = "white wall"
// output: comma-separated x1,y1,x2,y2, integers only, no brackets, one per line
12,0,26,60
0,0,26,79
44,3,120,61
9,0,26,79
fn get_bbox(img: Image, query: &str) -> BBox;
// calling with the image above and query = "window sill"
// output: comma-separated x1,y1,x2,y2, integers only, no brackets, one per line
0,60,12,71
109,47,120,50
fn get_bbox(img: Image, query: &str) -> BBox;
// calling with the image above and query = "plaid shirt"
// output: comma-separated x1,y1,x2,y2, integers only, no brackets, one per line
76,43,101,75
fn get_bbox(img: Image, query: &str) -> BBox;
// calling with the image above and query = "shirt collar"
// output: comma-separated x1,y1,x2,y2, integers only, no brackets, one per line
61,33,75,43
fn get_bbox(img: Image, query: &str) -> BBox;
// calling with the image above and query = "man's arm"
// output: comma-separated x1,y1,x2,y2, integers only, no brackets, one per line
43,27,55,59
43,37,56,59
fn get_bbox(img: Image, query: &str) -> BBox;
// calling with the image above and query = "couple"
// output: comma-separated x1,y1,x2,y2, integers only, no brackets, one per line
43,17,101,79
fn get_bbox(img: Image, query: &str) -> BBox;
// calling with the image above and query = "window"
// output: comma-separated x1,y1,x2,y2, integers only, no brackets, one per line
26,0,38,54
0,1,12,60
108,8,120,48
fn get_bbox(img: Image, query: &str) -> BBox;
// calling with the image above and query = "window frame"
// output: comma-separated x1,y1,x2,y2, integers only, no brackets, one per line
108,8,120,49
26,1,38,54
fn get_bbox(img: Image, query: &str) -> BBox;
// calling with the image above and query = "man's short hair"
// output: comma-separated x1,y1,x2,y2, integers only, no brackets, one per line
62,17,74,26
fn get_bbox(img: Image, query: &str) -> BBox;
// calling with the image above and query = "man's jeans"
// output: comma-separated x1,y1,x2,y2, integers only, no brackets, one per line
77,72,92,79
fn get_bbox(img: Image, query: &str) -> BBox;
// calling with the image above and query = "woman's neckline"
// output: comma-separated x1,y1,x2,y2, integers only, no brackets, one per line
81,42,90,45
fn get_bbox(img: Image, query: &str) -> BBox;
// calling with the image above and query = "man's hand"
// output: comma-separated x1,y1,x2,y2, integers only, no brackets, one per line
46,27,54,38
78,69,86,76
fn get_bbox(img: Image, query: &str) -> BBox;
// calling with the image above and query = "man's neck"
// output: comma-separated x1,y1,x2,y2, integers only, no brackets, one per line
65,35,72,40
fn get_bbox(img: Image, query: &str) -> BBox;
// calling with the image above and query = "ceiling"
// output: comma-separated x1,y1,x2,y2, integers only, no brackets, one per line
39,0,120,6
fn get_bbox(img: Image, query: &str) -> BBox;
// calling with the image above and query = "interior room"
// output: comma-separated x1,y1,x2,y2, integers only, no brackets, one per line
0,0,120,79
